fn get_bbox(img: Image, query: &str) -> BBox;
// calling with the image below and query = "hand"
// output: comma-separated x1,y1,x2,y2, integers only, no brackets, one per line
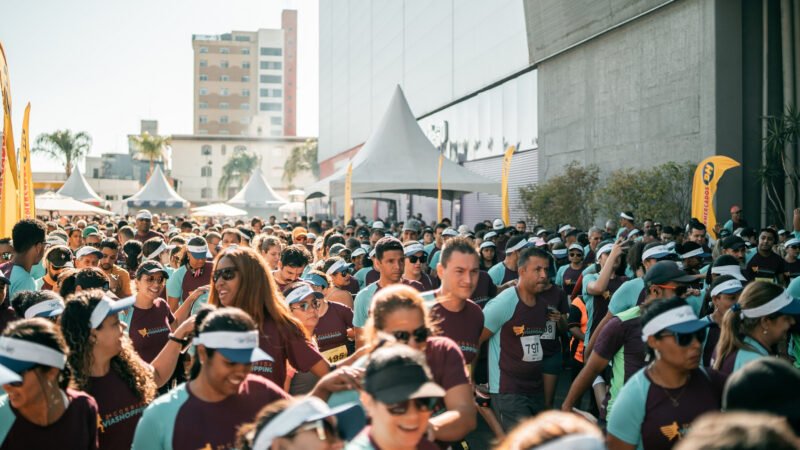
609,240,624,259
173,316,195,339
571,407,598,424
547,311,562,322
315,366,364,394
186,285,210,303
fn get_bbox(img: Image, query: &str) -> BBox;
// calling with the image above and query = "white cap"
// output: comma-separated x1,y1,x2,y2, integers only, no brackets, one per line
457,224,470,234
557,225,573,234
483,231,497,240
785,238,800,247
372,220,385,230
492,219,505,231
351,247,367,258
404,242,426,256
480,241,496,250
553,248,567,258
568,243,584,253
442,228,458,237
620,212,634,221
136,209,153,220
597,243,614,256
75,246,103,259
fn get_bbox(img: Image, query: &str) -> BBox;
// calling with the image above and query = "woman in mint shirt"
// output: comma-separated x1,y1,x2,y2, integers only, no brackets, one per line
607,298,723,450
712,281,800,375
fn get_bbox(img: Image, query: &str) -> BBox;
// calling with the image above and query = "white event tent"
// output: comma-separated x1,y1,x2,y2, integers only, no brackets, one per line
226,170,287,218
126,166,189,215
57,168,104,206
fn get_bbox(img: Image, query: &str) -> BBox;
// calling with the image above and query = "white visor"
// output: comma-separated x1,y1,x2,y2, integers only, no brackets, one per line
620,212,634,220
146,242,168,260
741,291,794,318
480,241,496,250
442,228,458,237
187,244,209,255
711,265,746,281
483,231,497,240
785,238,800,247
404,243,425,256
285,284,322,305
89,296,135,329
24,299,65,319
552,249,567,258
569,243,584,253
680,247,706,259
597,243,614,256
0,337,67,369
351,248,367,258
506,239,530,253
628,229,641,237
326,259,349,276
194,330,257,349
641,306,698,341
642,245,669,262
710,279,743,297
547,237,563,245
557,225,573,234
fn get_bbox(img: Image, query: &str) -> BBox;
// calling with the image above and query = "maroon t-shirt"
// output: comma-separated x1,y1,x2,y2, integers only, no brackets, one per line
134,230,164,243
593,313,646,419
1,388,99,450
410,273,435,292
471,271,497,306
89,370,148,450
585,249,596,265
344,277,361,296
745,251,786,282
429,299,485,364
589,276,628,336
402,278,425,292
424,336,470,391
252,316,325,385
128,299,175,363
314,301,354,361
172,375,290,450
786,259,800,279
561,266,583,294
365,268,379,286
535,285,570,355
180,261,213,302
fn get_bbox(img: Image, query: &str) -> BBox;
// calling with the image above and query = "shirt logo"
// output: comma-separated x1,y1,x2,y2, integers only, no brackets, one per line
513,325,526,336
603,290,611,299
660,421,686,441
751,266,759,273
138,326,170,338
564,278,572,285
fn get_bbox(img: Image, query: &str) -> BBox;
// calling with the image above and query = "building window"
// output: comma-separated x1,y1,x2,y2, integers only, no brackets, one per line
199,88,208,95
221,145,227,155
199,59,208,68
199,74,208,81
220,116,229,124
219,102,229,109
260,88,282,97
260,61,282,70
240,103,249,110
221,60,229,68
199,116,208,124
201,145,212,156
241,48,250,55
242,61,250,69
241,89,250,97
260,47,282,56
220,47,230,54
220,75,229,82
270,129,282,137
199,102,208,109
234,145,247,152
220,88,229,96
235,35,250,42
260,102,282,111
201,166,212,177
219,130,229,135
199,129,208,134
201,187,212,199
260,75,282,84
270,117,282,125
199,47,208,53
242,75,250,82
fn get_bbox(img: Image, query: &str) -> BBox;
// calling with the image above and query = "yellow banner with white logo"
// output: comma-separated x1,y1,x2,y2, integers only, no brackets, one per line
18,102,34,219
691,156,740,238
501,145,515,225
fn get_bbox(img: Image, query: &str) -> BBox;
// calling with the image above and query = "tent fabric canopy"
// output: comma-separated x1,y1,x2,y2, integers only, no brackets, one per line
327,85,501,199
227,171,287,208
191,203,247,217
126,165,189,208
56,168,104,206
36,192,113,216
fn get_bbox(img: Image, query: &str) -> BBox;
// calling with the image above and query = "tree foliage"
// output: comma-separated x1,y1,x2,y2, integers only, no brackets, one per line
283,138,319,187
218,148,260,196
756,105,800,225
32,130,92,177
519,161,600,229
128,131,171,177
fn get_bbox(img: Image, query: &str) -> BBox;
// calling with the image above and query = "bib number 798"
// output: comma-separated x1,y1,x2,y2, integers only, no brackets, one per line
520,334,543,362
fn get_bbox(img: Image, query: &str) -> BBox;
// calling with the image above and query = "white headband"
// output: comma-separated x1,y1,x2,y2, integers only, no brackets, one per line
547,237,563,245
552,249,567,258
24,299,65,319
480,241,496,250
597,243,613,256
741,291,793,319
642,245,669,262
628,229,641,237
620,212,634,220
641,306,698,341
679,247,705,259
187,244,209,254
710,279,743,297
0,337,67,369
557,225,572,234
506,239,529,253
285,284,318,304
89,296,134,329
146,242,168,260
711,265,746,280
785,238,800,247
483,231,497,239
326,259,349,276
194,330,260,350
404,243,425,256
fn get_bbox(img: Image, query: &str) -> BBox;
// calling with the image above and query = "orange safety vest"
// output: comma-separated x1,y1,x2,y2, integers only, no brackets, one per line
570,296,588,363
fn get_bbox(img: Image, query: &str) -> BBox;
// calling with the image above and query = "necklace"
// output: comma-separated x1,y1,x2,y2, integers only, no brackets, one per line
648,364,691,407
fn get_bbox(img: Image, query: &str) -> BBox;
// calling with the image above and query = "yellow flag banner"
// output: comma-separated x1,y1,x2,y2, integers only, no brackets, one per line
18,103,34,219
437,154,444,223
691,155,740,238
500,145,516,225
344,162,353,224
0,123,18,238
0,42,17,185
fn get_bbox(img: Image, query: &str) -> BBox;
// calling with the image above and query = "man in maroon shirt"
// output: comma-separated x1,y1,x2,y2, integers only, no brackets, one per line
746,228,787,285
133,210,164,242
272,245,311,292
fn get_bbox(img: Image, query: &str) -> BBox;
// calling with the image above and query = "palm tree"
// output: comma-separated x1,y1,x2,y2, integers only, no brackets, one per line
129,131,171,178
283,138,319,186
32,130,92,177
218,148,260,197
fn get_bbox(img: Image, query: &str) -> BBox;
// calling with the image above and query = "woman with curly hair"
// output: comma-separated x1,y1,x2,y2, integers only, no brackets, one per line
60,290,194,449
0,318,99,449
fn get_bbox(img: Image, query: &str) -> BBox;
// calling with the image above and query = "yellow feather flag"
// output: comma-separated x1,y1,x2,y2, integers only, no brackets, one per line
0,42,17,185
501,145,516,225
691,156,740,239
344,162,353,224
437,153,444,223
18,103,34,219
0,119,19,237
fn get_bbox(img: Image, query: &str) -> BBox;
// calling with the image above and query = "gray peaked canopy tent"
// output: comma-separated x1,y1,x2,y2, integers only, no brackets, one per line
126,165,189,214
326,85,501,203
226,170,287,218
57,167,105,206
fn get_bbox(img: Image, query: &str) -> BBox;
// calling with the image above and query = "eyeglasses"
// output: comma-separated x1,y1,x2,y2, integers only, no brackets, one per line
407,255,425,264
295,236,307,242
212,267,237,282
568,252,583,258
657,328,707,347
344,232,354,237
392,325,429,344
142,276,165,285
383,397,439,415
1,252,11,261
790,246,800,250
289,419,339,443
290,298,321,312
334,268,354,276
6,369,30,388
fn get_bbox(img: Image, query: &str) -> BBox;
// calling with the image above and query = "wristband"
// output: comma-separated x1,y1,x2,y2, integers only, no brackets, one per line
168,334,190,346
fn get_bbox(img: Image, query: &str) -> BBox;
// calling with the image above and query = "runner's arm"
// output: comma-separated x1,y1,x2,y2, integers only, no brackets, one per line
150,317,194,387
560,352,609,412
584,311,613,359
429,383,477,441
607,435,636,450
479,327,494,345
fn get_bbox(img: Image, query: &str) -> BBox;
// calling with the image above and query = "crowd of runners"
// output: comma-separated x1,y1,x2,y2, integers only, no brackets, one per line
0,207,798,449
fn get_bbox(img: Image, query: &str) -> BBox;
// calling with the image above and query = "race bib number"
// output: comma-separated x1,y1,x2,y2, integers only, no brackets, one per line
520,335,543,362
321,345,348,364
541,321,556,340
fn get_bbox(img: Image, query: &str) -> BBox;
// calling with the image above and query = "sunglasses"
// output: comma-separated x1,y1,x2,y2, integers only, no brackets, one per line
1,252,11,261
142,275,165,285
790,246,800,250
290,419,338,442
657,328,708,347
290,298,321,312
407,255,425,264
383,397,439,415
334,268,354,276
392,325,429,344
344,232,354,237
652,284,688,298
212,267,237,282
568,252,583,258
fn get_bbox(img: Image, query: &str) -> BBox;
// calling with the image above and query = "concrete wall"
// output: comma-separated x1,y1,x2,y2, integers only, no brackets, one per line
537,0,717,180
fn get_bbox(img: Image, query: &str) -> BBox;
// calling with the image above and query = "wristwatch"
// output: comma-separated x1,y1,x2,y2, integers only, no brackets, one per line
168,334,190,347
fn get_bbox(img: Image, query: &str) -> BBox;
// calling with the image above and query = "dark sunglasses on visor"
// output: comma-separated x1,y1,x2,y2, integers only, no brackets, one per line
392,325,429,343
384,397,439,415
407,255,425,264
212,267,237,282
657,328,708,347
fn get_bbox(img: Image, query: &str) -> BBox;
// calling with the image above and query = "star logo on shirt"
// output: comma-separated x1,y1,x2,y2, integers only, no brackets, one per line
603,290,611,299
660,421,681,441
513,325,526,336
138,328,148,337
97,414,105,433
565,278,572,285
751,266,759,273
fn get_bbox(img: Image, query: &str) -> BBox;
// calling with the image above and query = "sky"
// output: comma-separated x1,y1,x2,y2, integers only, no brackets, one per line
1,0,319,172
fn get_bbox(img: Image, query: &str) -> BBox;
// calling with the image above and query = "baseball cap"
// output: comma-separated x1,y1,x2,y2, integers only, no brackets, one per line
0,336,67,375
291,227,308,241
301,273,329,289
329,243,348,256
194,330,273,364
441,228,458,237
351,247,367,258
643,261,698,285
620,211,634,221
785,237,800,247
46,245,74,269
135,210,153,221
45,234,68,247
723,358,800,424
371,220,385,230
135,261,171,280
81,226,99,239
89,296,135,329
641,305,709,341
403,242,426,257
75,246,103,259
364,346,445,405
492,219,506,231
402,220,421,233
283,283,324,305
251,397,362,449
722,236,747,250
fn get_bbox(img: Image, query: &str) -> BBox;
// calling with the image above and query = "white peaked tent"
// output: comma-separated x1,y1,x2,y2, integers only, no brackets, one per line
328,85,501,199
36,192,113,216
191,203,248,218
57,168,104,206
226,170,287,217
126,165,189,214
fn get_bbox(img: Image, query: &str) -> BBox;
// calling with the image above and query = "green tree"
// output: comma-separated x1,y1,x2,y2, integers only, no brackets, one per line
283,138,319,187
32,130,92,177
128,131,171,178
218,148,260,197
519,161,601,229
756,105,800,225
